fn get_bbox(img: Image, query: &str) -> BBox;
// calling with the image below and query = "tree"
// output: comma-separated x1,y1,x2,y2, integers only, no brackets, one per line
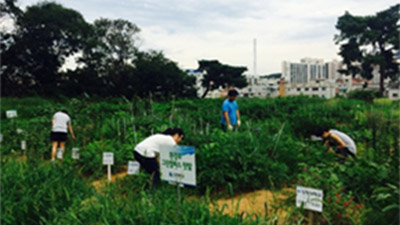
132,51,196,99
1,2,90,96
197,60,248,98
334,4,400,95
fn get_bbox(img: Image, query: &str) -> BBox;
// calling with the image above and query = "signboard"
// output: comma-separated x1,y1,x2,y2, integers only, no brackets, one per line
21,140,26,150
127,161,140,175
296,186,323,212
6,110,17,118
103,152,114,165
72,147,80,159
160,145,196,186
57,148,63,159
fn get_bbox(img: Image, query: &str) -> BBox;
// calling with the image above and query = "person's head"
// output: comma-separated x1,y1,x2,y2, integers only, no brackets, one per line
162,128,185,144
313,127,330,138
61,110,68,115
227,89,239,102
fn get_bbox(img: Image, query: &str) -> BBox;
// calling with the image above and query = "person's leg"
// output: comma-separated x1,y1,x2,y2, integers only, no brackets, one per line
59,141,66,158
221,124,227,132
134,152,160,186
51,141,58,160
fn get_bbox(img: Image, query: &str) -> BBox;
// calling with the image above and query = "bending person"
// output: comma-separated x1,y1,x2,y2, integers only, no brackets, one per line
134,128,184,186
314,128,356,158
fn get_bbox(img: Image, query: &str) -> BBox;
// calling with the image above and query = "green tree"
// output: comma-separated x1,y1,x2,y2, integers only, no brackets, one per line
334,4,400,95
1,2,90,96
132,51,197,99
197,60,248,98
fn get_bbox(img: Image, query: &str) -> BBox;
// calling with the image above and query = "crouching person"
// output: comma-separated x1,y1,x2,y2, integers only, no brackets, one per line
133,128,184,187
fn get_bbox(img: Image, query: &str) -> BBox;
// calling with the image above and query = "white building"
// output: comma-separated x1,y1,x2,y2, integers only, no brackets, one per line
387,82,400,100
285,80,337,99
282,58,341,84
185,69,230,98
239,76,269,97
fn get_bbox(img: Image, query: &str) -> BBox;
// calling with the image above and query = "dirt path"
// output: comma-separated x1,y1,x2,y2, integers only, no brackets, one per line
209,188,295,223
91,166,128,191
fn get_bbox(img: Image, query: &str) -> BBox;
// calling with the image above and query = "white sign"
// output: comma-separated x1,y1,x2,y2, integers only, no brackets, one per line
57,148,63,159
6,110,17,118
296,186,323,212
127,161,140,175
72,147,80,159
160,145,196,186
103,152,114,165
21,140,26,150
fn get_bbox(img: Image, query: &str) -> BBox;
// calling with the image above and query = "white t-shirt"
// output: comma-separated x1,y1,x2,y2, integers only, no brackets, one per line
330,129,357,154
134,134,176,158
52,112,71,133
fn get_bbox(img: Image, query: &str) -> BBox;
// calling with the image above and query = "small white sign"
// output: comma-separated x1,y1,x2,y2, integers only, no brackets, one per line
127,161,140,175
160,145,196,186
21,140,26,150
103,152,114,165
296,186,323,212
6,110,18,118
57,148,63,159
72,147,80,159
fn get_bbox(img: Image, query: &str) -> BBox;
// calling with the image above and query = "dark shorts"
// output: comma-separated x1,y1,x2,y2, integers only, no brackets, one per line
50,132,68,142
334,147,355,158
134,151,160,186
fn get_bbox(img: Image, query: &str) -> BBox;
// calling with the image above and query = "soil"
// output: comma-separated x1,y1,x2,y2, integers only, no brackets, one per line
209,188,295,224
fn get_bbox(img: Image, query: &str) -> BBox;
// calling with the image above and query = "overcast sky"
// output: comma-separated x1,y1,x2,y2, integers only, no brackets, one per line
11,0,400,75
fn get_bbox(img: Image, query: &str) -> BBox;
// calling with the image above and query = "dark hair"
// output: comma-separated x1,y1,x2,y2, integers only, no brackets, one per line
61,110,68,115
161,128,184,138
228,89,239,97
313,127,329,137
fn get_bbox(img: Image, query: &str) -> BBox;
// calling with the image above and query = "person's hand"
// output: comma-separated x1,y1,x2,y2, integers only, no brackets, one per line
228,124,233,131
237,120,241,127
71,135,76,140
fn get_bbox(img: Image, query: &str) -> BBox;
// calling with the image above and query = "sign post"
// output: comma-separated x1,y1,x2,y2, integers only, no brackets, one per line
160,145,196,222
127,161,140,175
296,186,323,224
103,152,114,181
72,147,80,160
6,110,18,119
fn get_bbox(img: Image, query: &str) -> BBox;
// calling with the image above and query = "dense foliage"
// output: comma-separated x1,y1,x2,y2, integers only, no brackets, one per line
1,96,399,224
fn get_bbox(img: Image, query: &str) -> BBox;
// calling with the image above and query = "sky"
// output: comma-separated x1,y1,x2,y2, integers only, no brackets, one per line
8,0,400,75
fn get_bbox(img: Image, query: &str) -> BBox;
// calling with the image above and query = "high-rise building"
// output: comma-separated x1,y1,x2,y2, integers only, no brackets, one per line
282,58,341,84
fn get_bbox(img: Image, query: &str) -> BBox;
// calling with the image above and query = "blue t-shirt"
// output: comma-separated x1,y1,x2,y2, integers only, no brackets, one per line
220,99,238,125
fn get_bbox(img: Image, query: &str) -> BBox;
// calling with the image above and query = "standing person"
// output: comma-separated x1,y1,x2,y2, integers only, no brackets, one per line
134,128,184,186
50,110,75,161
221,89,241,131
313,128,356,158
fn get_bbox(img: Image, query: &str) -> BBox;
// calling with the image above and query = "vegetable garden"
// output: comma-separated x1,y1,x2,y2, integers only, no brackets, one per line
1,96,399,225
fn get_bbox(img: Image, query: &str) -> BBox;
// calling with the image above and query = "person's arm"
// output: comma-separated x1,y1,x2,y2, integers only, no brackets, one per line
68,123,76,139
236,110,241,127
330,133,346,148
52,118,55,126
223,111,231,126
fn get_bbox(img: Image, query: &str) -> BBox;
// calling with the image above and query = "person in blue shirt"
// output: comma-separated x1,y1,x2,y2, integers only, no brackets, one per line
221,89,241,131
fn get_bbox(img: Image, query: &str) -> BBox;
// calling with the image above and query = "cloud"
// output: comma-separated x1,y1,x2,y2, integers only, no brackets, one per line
16,0,400,74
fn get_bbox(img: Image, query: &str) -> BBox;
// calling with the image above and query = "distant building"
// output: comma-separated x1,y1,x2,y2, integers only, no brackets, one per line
185,69,232,98
284,80,337,99
282,58,341,84
387,81,400,100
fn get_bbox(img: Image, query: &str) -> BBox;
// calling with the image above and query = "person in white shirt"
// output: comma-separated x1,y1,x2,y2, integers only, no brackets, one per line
314,128,356,158
134,128,184,186
50,110,75,161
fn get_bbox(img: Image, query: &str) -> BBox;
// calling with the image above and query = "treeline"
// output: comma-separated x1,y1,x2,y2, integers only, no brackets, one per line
1,1,197,99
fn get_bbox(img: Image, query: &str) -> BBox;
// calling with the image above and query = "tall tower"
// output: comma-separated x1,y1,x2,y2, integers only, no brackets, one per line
253,38,257,77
